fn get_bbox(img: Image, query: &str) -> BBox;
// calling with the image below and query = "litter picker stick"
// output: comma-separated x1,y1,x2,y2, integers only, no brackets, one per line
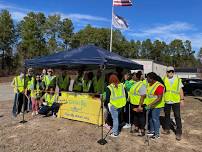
145,109,150,146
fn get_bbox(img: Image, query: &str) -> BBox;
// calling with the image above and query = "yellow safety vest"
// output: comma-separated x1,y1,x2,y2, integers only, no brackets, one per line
93,77,104,94
26,75,34,90
73,77,83,92
57,75,69,90
142,79,148,88
163,76,181,103
145,81,165,108
107,83,126,109
44,93,57,106
30,82,43,98
43,75,56,89
129,81,144,105
83,80,92,93
13,76,25,93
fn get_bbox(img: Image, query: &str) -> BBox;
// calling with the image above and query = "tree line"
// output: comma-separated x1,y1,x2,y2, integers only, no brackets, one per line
0,9,201,75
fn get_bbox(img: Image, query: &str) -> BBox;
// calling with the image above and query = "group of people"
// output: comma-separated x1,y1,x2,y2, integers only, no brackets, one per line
11,68,104,117
11,66,184,141
104,66,184,141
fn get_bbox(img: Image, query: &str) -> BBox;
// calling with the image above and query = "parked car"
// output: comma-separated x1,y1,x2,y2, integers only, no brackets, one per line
182,78,202,96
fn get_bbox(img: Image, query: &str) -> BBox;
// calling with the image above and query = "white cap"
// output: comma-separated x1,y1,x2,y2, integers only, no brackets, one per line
167,66,174,72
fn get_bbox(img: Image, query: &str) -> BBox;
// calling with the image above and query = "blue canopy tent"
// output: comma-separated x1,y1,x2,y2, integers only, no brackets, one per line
23,45,143,144
24,45,143,70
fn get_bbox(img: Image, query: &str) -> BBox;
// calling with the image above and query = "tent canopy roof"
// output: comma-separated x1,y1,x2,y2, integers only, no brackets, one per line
25,45,143,70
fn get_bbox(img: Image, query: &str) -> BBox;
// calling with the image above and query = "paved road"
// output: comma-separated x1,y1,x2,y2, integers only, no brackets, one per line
0,82,14,101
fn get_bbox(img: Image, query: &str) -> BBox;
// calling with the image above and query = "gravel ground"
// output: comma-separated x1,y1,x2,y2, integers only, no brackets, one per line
0,83,202,152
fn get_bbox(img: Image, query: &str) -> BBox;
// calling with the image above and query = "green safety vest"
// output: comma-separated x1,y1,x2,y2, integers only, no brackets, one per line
73,77,83,92
43,75,56,89
57,75,69,90
44,93,57,106
93,77,104,94
163,76,181,103
145,81,165,108
129,81,144,105
83,80,93,93
13,76,25,93
124,80,135,92
107,83,126,109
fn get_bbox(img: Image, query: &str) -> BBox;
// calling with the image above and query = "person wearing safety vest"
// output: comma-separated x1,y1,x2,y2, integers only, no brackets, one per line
162,66,184,141
39,86,59,117
11,71,27,117
129,72,147,136
83,72,94,93
145,72,165,140
105,74,127,137
57,70,70,92
122,72,134,129
43,68,56,90
73,70,83,92
30,74,44,116
25,68,34,112
93,70,104,94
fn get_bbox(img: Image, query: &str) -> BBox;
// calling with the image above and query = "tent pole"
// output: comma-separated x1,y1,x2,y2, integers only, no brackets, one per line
20,66,27,124
110,5,114,52
97,65,107,145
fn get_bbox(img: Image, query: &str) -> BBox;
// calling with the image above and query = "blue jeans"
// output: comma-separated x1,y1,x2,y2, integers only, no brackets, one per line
148,108,161,135
109,105,120,135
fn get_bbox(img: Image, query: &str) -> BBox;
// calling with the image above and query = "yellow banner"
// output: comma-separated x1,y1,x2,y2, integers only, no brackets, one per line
57,92,102,126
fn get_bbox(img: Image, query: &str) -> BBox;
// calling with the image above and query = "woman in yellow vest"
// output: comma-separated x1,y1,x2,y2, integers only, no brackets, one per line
145,72,165,139
129,72,146,136
30,74,44,116
105,74,127,137
43,69,56,90
11,71,26,117
39,86,59,117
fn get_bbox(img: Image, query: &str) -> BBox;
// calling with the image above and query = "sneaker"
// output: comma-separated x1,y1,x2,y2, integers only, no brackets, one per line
32,112,35,116
52,114,56,118
147,131,154,136
151,135,160,140
162,130,170,135
123,123,131,129
109,133,119,138
35,111,38,115
176,134,182,141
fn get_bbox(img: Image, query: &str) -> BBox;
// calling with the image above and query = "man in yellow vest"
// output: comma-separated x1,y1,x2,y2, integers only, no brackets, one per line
43,68,56,90
11,71,26,117
105,74,127,137
57,70,70,92
129,72,146,136
163,66,184,141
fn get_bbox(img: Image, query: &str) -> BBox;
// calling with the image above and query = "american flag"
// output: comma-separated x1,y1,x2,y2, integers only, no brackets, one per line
113,0,133,6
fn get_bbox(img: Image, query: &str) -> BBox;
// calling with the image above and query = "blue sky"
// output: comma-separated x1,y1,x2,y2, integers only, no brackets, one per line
0,0,202,52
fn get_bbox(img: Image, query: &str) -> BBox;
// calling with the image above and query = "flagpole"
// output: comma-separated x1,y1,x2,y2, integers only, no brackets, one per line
110,5,114,52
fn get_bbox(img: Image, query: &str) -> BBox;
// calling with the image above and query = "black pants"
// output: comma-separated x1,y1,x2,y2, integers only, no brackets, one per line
132,105,146,130
123,102,132,124
164,103,182,135
38,103,60,116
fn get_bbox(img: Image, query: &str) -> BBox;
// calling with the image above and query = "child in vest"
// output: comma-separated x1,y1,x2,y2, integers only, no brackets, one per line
39,86,60,117
30,74,44,116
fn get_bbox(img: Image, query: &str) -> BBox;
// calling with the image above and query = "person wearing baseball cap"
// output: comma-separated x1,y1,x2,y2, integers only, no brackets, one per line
162,66,184,141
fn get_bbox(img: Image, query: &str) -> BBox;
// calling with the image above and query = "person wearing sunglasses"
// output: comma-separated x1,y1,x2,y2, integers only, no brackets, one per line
162,66,184,141
43,68,56,90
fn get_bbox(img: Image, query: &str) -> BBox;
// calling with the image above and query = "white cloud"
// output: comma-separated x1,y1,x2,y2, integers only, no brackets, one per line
129,22,202,50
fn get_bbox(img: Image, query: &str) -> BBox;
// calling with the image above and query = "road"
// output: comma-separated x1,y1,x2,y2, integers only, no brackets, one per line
0,82,14,101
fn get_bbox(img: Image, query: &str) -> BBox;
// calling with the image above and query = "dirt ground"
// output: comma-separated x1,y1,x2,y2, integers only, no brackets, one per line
0,88,202,152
